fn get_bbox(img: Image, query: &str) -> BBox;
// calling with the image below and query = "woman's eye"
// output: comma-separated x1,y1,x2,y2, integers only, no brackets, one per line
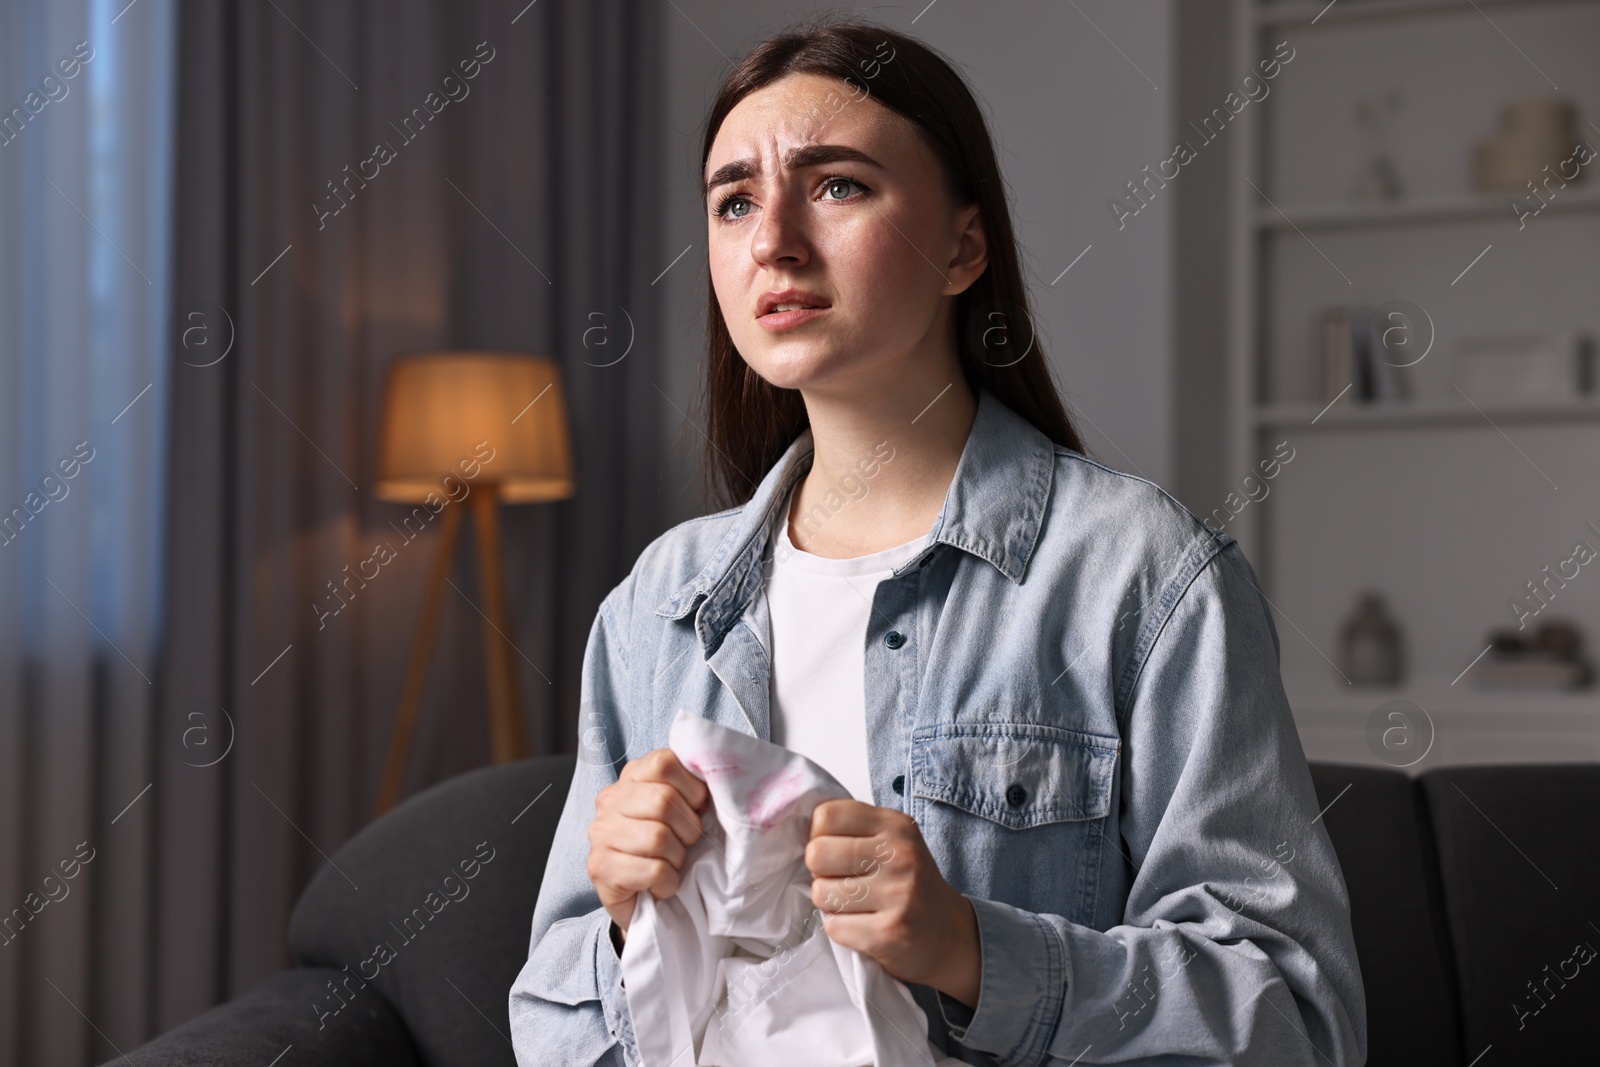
822,177,864,201
714,194,751,219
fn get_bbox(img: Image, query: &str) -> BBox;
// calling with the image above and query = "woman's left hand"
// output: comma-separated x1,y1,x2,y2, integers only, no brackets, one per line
805,798,981,1008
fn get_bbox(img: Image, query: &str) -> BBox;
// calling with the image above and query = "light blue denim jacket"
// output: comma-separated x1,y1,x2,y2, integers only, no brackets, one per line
509,387,1367,1066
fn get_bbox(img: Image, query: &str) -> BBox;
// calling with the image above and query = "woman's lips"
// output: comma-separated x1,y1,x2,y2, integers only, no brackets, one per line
756,305,830,331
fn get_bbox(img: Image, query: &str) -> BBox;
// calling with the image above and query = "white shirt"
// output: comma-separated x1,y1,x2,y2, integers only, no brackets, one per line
764,490,929,803
620,709,968,1067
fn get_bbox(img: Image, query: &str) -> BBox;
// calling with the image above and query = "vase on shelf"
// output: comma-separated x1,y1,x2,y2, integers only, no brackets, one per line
1351,89,1404,202
1339,591,1404,686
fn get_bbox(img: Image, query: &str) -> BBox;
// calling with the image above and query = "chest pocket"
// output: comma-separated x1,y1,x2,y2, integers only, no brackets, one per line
908,721,1119,922
911,721,1118,828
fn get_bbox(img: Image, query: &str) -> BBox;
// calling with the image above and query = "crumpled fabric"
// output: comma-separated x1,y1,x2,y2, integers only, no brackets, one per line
620,708,967,1067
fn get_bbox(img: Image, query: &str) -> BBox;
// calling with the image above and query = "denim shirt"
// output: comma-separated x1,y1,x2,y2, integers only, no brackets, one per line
509,387,1368,1067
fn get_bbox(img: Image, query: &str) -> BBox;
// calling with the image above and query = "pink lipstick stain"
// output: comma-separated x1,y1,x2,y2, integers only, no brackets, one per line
747,768,808,828
683,748,741,781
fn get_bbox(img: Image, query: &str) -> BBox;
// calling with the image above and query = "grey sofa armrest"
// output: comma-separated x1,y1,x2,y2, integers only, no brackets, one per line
98,967,417,1067
289,754,575,1065
100,753,575,1066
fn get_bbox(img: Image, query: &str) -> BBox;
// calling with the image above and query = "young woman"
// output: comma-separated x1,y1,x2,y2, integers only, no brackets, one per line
511,19,1366,1067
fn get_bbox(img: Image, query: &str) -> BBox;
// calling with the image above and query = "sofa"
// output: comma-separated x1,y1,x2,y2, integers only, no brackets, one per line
105,754,1600,1065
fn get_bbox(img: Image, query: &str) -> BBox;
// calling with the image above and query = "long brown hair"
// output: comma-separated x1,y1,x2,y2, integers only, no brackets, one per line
697,16,1087,511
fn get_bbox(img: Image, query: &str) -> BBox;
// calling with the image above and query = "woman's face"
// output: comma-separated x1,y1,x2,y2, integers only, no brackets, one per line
704,72,986,396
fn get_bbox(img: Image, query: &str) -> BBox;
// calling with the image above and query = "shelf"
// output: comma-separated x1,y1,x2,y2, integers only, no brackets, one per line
1255,0,1600,29
1285,675,1600,771
1290,694,1600,769
1253,396,1600,429
1286,675,1598,708
1253,183,1600,233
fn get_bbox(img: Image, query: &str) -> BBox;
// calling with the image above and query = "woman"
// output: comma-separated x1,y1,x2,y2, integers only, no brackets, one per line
511,18,1366,1067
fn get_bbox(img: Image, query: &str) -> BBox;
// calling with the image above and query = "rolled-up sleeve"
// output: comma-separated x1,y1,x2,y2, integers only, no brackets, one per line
935,541,1367,1066
509,589,642,1067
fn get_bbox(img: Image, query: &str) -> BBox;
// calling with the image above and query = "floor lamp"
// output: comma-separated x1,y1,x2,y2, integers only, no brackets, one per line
371,351,575,817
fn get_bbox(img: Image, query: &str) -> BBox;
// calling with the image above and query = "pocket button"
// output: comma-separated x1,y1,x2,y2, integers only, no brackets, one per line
1005,783,1028,808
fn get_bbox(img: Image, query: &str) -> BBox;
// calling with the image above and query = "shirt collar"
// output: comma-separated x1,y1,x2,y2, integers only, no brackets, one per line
653,386,1058,635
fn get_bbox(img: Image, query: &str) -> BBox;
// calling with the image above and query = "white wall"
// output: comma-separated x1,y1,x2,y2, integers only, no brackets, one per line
657,0,1187,526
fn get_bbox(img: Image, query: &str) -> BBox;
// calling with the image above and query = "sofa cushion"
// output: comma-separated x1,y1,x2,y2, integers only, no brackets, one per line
99,967,417,1067
289,754,576,1067
1420,764,1600,1060
1309,762,1462,1066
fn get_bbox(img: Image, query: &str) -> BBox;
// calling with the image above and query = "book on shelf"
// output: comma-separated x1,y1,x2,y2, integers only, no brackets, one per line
1312,306,1351,403
1310,303,1414,405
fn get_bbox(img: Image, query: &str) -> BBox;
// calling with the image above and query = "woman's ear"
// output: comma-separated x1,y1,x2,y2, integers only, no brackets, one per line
945,201,988,295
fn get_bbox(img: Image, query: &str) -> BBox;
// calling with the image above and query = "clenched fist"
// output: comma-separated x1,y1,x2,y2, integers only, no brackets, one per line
587,748,710,942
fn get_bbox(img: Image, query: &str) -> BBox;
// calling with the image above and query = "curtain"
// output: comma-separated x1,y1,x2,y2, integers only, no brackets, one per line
3,0,664,1061
0,0,177,1063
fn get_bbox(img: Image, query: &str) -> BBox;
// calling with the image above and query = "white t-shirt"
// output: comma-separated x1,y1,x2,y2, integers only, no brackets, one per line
764,489,929,803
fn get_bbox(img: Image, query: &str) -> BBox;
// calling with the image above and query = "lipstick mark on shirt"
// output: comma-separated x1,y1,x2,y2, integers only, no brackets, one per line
685,748,741,780
747,768,808,828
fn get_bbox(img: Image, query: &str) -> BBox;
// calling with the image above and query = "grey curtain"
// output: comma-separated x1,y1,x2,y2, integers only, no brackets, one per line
143,0,663,1054
0,1,177,1064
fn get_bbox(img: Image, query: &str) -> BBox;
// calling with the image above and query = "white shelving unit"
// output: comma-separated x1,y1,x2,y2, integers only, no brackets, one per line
1254,396,1600,430
1228,0,1600,769
1255,182,1600,231
1258,0,1599,28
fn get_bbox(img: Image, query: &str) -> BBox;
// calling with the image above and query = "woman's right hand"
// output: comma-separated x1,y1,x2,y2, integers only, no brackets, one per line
587,748,710,938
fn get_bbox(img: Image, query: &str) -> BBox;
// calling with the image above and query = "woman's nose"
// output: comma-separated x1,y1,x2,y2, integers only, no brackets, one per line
749,190,810,268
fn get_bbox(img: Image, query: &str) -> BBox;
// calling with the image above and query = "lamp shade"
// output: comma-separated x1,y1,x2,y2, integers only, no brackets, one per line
375,350,576,504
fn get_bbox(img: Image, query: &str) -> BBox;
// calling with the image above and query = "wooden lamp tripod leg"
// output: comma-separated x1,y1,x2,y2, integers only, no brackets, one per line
471,482,530,764
373,502,464,817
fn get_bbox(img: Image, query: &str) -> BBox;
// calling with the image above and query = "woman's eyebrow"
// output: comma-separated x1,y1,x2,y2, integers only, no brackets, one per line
703,144,883,199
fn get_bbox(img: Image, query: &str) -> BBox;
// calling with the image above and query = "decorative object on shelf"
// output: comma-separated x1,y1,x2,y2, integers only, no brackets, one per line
371,350,577,817
1311,304,1415,404
1472,96,1583,194
1454,332,1593,404
1351,88,1403,202
1338,591,1405,686
1468,620,1593,689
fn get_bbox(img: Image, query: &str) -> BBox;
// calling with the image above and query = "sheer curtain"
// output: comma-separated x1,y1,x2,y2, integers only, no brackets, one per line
0,0,177,1064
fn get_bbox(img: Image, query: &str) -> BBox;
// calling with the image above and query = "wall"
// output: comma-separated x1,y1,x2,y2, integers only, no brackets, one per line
1173,0,1234,524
